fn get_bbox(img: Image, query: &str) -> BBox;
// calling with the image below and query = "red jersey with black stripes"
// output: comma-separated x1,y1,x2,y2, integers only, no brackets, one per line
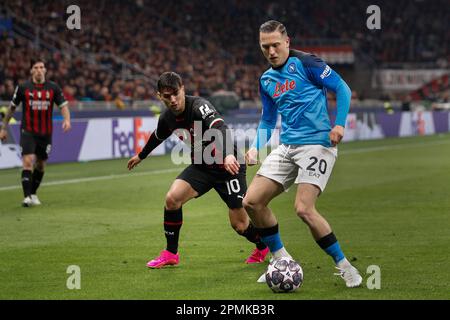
11,81,67,136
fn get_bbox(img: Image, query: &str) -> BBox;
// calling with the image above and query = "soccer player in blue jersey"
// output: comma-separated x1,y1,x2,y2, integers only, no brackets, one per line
243,20,362,287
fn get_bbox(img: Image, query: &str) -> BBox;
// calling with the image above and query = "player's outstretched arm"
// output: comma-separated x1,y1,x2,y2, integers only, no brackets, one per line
246,118,275,166
127,129,167,171
127,155,142,171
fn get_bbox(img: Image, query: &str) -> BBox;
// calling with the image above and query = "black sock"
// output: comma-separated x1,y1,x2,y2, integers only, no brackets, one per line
257,224,279,237
164,207,183,254
31,169,44,195
240,223,267,250
21,170,32,197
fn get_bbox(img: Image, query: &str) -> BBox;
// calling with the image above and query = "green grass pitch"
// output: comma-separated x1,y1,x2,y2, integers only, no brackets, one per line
1,134,449,299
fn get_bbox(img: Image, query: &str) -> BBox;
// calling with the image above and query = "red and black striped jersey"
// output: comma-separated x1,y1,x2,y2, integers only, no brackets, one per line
11,81,67,136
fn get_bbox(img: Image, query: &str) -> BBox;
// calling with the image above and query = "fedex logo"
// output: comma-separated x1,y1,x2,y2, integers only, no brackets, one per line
112,117,158,158
273,79,296,98
112,119,134,157
134,118,151,154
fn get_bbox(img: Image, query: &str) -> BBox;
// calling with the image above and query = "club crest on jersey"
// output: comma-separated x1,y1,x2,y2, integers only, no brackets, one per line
273,79,296,98
288,63,296,74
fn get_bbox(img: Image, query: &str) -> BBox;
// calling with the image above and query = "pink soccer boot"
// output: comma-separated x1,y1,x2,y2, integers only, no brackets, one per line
147,250,179,268
245,247,269,264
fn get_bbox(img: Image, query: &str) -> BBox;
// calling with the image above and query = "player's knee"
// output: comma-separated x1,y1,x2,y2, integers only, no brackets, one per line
22,159,33,170
23,164,33,171
231,220,247,234
242,196,261,214
165,192,182,210
295,202,315,223
35,161,45,171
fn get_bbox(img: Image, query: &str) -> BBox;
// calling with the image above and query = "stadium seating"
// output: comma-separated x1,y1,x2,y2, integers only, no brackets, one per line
1,0,448,105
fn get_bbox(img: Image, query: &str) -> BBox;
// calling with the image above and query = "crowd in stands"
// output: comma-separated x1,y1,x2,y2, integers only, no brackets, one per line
1,0,448,106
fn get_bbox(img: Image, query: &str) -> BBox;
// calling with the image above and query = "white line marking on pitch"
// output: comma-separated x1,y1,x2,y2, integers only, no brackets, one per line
0,168,181,191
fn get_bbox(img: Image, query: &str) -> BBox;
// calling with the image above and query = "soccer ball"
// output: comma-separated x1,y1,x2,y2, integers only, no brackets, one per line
265,257,303,293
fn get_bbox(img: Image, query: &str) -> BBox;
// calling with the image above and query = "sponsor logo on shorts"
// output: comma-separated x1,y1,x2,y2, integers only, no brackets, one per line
308,171,321,178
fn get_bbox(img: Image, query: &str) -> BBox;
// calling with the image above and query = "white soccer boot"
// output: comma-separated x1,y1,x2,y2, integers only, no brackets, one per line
334,264,363,288
257,256,275,283
30,194,41,206
22,196,33,207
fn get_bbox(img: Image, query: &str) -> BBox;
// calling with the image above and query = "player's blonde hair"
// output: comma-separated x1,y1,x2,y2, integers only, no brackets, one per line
259,20,287,36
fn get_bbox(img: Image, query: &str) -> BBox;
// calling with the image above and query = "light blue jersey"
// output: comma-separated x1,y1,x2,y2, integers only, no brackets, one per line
252,50,351,149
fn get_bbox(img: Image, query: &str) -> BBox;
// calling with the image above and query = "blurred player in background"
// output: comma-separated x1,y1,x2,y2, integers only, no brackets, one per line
0,59,71,207
127,71,268,268
243,20,362,287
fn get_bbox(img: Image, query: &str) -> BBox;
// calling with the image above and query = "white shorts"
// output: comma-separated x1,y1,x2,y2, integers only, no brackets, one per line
257,144,337,192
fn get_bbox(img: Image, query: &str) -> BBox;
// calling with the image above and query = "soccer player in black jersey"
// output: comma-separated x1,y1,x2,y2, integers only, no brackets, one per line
127,72,269,268
0,59,71,207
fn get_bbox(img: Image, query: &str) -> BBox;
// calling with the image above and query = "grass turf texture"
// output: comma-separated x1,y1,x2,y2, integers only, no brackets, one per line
1,134,449,299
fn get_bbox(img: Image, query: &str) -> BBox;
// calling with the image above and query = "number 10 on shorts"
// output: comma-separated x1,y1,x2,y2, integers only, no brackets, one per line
226,179,241,195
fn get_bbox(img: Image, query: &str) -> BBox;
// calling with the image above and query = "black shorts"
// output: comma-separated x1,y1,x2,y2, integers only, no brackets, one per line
177,164,247,209
20,130,52,160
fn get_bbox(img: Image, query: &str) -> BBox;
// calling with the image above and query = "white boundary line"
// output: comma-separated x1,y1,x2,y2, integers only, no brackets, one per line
0,168,181,191
0,139,449,192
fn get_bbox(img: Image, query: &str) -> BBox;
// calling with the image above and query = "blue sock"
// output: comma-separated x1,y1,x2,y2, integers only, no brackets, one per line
324,242,345,264
261,233,284,253
258,224,284,253
316,232,345,264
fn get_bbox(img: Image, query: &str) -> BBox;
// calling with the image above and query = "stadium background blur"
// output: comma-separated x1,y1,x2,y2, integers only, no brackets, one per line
1,0,450,301
0,0,448,113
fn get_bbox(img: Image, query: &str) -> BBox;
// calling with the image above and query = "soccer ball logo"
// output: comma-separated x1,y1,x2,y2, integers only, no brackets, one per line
265,257,303,293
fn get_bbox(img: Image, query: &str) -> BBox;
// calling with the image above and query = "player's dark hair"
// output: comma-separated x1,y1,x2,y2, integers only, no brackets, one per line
30,58,46,69
260,20,287,36
157,72,183,92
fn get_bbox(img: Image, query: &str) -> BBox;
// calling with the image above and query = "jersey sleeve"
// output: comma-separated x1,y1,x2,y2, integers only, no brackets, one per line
53,84,68,108
193,99,224,129
138,113,172,159
301,55,351,127
251,81,277,150
260,83,278,127
10,84,23,108
154,112,173,141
